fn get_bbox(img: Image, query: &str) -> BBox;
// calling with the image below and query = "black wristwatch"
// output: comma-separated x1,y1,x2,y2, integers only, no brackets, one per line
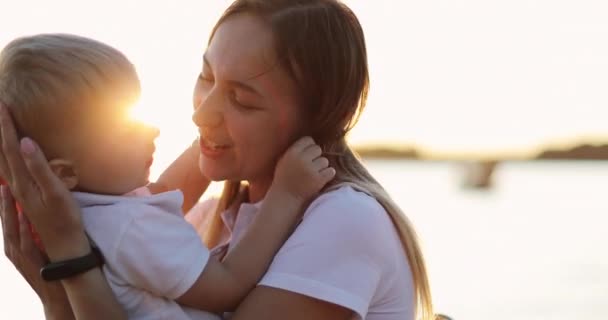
40,245,105,281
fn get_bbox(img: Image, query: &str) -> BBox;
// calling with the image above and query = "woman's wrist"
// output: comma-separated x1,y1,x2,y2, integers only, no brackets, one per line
42,230,91,262
42,283,75,320
60,268,129,320
43,298,75,320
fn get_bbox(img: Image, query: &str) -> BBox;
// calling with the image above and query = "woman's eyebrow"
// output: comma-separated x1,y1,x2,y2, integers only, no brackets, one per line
203,53,261,96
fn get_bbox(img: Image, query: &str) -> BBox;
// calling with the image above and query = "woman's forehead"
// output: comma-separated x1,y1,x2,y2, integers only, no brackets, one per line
205,13,298,106
206,13,278,81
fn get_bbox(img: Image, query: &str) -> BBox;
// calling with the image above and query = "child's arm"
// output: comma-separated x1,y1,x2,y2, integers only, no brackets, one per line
152,139,210,213
175,137,335,313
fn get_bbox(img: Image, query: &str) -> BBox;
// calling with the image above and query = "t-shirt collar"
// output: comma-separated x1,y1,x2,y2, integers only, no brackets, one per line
72,189,184,214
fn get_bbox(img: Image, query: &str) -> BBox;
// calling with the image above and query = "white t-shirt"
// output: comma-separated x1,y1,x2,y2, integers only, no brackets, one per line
186,186,415,320
75,190,220,320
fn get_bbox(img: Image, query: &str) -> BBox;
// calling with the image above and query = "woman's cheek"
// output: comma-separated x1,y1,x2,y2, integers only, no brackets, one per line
231,115,277,166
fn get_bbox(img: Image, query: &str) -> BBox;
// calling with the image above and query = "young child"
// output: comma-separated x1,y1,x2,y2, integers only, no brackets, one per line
0,34,334,319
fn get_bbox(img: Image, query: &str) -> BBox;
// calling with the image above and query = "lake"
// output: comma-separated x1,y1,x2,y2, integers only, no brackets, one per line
1,160,607,319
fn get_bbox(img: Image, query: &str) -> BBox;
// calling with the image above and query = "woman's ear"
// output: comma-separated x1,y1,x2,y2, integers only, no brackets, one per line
48,159,78,190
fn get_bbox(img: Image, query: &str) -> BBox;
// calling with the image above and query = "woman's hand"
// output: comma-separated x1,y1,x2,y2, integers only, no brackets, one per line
1,186,74,319
0,104,90,260
0,104,127,319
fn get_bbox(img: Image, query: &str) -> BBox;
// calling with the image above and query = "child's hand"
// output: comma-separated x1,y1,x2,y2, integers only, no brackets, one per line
271,137,336,204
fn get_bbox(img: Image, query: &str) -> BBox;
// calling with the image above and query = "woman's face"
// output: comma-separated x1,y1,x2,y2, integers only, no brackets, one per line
192,13,301,195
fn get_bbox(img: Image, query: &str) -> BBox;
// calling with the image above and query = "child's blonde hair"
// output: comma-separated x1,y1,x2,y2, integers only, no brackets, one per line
0,34,140,157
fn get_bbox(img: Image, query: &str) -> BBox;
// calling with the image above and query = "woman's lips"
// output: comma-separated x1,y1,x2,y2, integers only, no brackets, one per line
199,137,231,159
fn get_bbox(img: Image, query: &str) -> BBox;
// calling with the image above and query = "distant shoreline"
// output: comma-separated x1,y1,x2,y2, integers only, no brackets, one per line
353,143,608,161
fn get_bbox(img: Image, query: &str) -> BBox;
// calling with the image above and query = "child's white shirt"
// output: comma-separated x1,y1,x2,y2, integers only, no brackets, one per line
74,190,220,320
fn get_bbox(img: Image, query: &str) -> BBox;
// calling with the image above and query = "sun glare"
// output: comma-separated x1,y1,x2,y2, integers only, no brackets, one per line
128,96,165,129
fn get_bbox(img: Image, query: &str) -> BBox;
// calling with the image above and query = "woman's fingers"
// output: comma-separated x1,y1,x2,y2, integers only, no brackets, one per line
0,107,87,263
18,138,85,251
20,138,60,199
18,211,33,254
18,212,46,265
4,187,53,300
1,185,20,258
0,104,12,183
0,105,33,197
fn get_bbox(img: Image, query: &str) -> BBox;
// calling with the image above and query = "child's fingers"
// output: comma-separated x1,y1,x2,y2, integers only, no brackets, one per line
290,136,315,152
319,167,336,183
146,182,168,195
312,157,330,172
302,144,323,161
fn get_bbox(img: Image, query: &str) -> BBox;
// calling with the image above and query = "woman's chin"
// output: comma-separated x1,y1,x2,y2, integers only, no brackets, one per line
199,160,231,182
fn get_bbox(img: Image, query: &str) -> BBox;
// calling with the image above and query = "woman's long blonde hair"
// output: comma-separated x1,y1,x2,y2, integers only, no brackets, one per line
203,1,436,319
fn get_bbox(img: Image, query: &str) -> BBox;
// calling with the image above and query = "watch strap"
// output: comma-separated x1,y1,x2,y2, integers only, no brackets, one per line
40,245,104,281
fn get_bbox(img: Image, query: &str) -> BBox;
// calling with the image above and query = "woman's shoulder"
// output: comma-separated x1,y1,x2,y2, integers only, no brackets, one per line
303,185,390,235
308,185,385,214
272,185,404,283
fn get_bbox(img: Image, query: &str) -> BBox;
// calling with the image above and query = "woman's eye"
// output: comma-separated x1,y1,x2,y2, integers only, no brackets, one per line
229,92,256,110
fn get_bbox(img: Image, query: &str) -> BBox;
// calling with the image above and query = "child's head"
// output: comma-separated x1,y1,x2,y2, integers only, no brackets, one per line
0,34,158,195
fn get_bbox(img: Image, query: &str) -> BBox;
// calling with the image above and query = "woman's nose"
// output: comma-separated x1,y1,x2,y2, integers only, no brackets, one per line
192,94,223,128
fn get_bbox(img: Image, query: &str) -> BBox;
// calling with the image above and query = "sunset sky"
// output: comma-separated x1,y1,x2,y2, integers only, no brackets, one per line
2,0,607,163
1,3,607,318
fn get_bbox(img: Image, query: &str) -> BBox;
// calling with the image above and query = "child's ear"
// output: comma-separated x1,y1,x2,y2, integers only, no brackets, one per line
48,159,78,190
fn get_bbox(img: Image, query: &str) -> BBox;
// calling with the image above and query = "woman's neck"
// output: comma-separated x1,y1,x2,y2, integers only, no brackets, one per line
247,176,273,203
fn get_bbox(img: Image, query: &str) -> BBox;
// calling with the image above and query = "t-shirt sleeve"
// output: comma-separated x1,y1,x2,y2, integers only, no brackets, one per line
112,204,210,299
185,198,218,240
258,188,389,319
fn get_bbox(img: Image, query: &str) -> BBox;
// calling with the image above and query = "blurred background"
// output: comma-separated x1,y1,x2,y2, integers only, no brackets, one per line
1,1,607,319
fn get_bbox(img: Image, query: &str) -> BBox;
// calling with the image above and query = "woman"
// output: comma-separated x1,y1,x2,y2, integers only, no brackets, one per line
1,0,436,319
